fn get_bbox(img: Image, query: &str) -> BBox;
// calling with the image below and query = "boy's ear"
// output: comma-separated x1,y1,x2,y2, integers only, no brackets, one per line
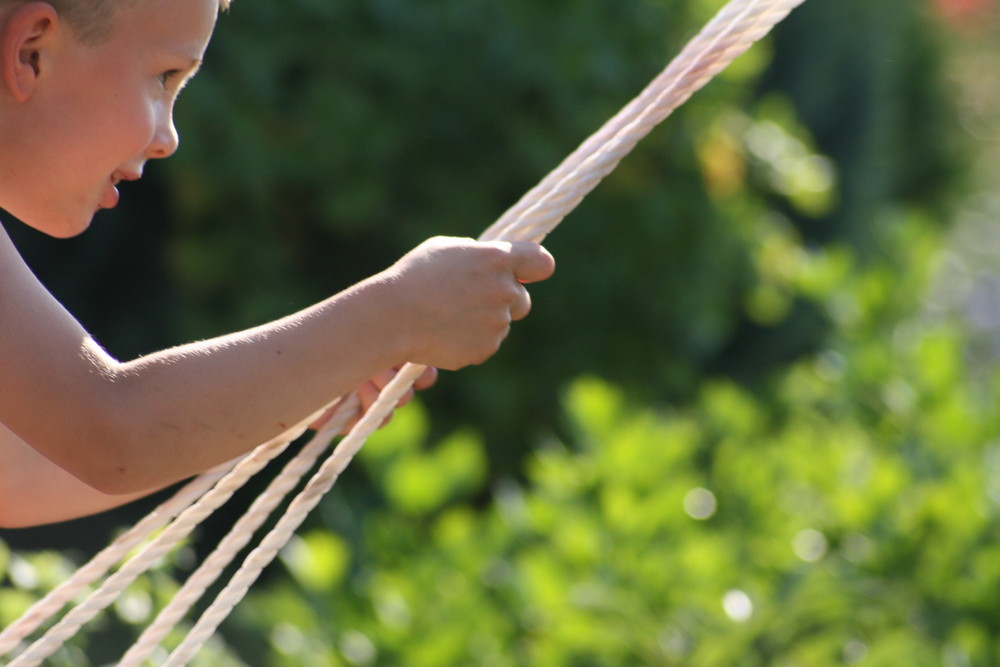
1,2,60,103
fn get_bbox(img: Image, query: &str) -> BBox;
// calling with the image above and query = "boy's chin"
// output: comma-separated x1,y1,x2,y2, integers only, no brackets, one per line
20,213,94,239
49,225,91,240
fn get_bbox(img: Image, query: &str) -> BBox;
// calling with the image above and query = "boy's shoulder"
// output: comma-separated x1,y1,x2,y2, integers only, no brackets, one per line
0,223,50,304
0,222,21,266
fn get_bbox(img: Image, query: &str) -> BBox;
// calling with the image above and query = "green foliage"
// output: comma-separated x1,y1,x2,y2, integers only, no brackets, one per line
281,531,351,594
0,544,248,666
222,214,1000,664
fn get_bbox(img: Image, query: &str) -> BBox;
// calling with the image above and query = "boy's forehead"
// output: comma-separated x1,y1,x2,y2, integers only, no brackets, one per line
117,0,218,57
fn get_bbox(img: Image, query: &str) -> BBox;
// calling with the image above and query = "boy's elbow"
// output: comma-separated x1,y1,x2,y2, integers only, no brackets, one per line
0,505,61,530
58,417,152,496
0,481,57,529
0,504,33,530
74,451,155,496
77,467,140,497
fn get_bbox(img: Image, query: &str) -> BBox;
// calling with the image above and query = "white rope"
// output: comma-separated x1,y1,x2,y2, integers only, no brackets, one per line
117,395,359,666
5,400,340,667
162,365,428,666
0,0,806,662
0,461,234,656
482,0,806,243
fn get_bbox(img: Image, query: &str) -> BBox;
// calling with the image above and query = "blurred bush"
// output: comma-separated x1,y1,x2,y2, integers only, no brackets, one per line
222,211,1000,666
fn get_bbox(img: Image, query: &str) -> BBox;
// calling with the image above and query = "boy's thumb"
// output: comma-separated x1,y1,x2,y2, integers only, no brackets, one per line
509,242,556,284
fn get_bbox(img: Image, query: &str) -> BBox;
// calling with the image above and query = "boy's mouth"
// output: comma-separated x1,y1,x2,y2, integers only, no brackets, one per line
100,172,140,210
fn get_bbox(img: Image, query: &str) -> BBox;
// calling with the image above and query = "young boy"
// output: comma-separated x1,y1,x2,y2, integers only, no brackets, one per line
0,0,555,527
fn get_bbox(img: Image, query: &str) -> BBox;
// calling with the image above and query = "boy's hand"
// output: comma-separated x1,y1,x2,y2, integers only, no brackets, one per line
379,236,556,371
309,236,552,436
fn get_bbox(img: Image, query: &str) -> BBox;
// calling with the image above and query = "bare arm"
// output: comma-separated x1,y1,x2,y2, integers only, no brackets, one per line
0,228,554,498
0,361,436,530
0,423,162,528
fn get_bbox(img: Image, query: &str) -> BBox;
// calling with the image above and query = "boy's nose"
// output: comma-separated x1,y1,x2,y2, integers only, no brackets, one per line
147,117,180,160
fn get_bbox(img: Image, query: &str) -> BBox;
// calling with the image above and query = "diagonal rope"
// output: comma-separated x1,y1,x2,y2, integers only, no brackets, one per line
1,0,807,663
162,365,428,666
482,0,803,243
0,460,234,657
4,399,343,667
116,396,359,666
160,0,807,663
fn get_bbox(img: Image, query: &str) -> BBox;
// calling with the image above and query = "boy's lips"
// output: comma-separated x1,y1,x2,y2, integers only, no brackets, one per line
99,171,140,210
99,180,120,210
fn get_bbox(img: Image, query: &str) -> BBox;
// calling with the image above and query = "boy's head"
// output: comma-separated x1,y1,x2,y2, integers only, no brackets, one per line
3,0,129,45
0,0,227,238
1,0,230,44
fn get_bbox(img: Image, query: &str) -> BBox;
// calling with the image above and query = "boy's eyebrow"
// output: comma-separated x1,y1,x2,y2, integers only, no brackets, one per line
185,58,204,77
176,58,204,91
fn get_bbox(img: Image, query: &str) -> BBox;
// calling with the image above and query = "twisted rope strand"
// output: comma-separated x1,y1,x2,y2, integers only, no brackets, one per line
117,396,359,666
162,365,428,666
486,0,806,244
481,0,797,242
5,404,331,667
0,461,234,657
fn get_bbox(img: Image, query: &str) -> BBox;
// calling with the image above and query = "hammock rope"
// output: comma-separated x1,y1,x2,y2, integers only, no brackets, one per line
0,0,806,663
1,402,341,665
118,397,359,666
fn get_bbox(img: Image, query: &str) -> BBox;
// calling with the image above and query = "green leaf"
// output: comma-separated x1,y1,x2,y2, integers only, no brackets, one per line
280,530,351,593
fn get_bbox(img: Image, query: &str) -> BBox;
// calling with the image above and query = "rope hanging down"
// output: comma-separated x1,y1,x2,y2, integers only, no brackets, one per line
1,0,807,663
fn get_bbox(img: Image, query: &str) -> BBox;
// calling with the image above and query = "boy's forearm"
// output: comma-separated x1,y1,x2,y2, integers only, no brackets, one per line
68,277,408,493
3,279,415,525
108,278,406,488
3,269,408,495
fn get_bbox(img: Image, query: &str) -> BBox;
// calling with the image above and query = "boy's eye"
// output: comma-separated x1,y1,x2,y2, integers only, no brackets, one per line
156,60,203,94
158,70,183,87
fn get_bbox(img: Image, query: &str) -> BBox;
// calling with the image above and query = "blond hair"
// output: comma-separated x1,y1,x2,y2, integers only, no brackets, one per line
1,0,231,44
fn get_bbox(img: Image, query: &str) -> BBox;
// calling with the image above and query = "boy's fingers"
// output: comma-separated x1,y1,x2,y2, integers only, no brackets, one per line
510,287,532,322
371,368,397,390
414,366,438,390
376,366,436,392
508,242,555,285
357,380,380,411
